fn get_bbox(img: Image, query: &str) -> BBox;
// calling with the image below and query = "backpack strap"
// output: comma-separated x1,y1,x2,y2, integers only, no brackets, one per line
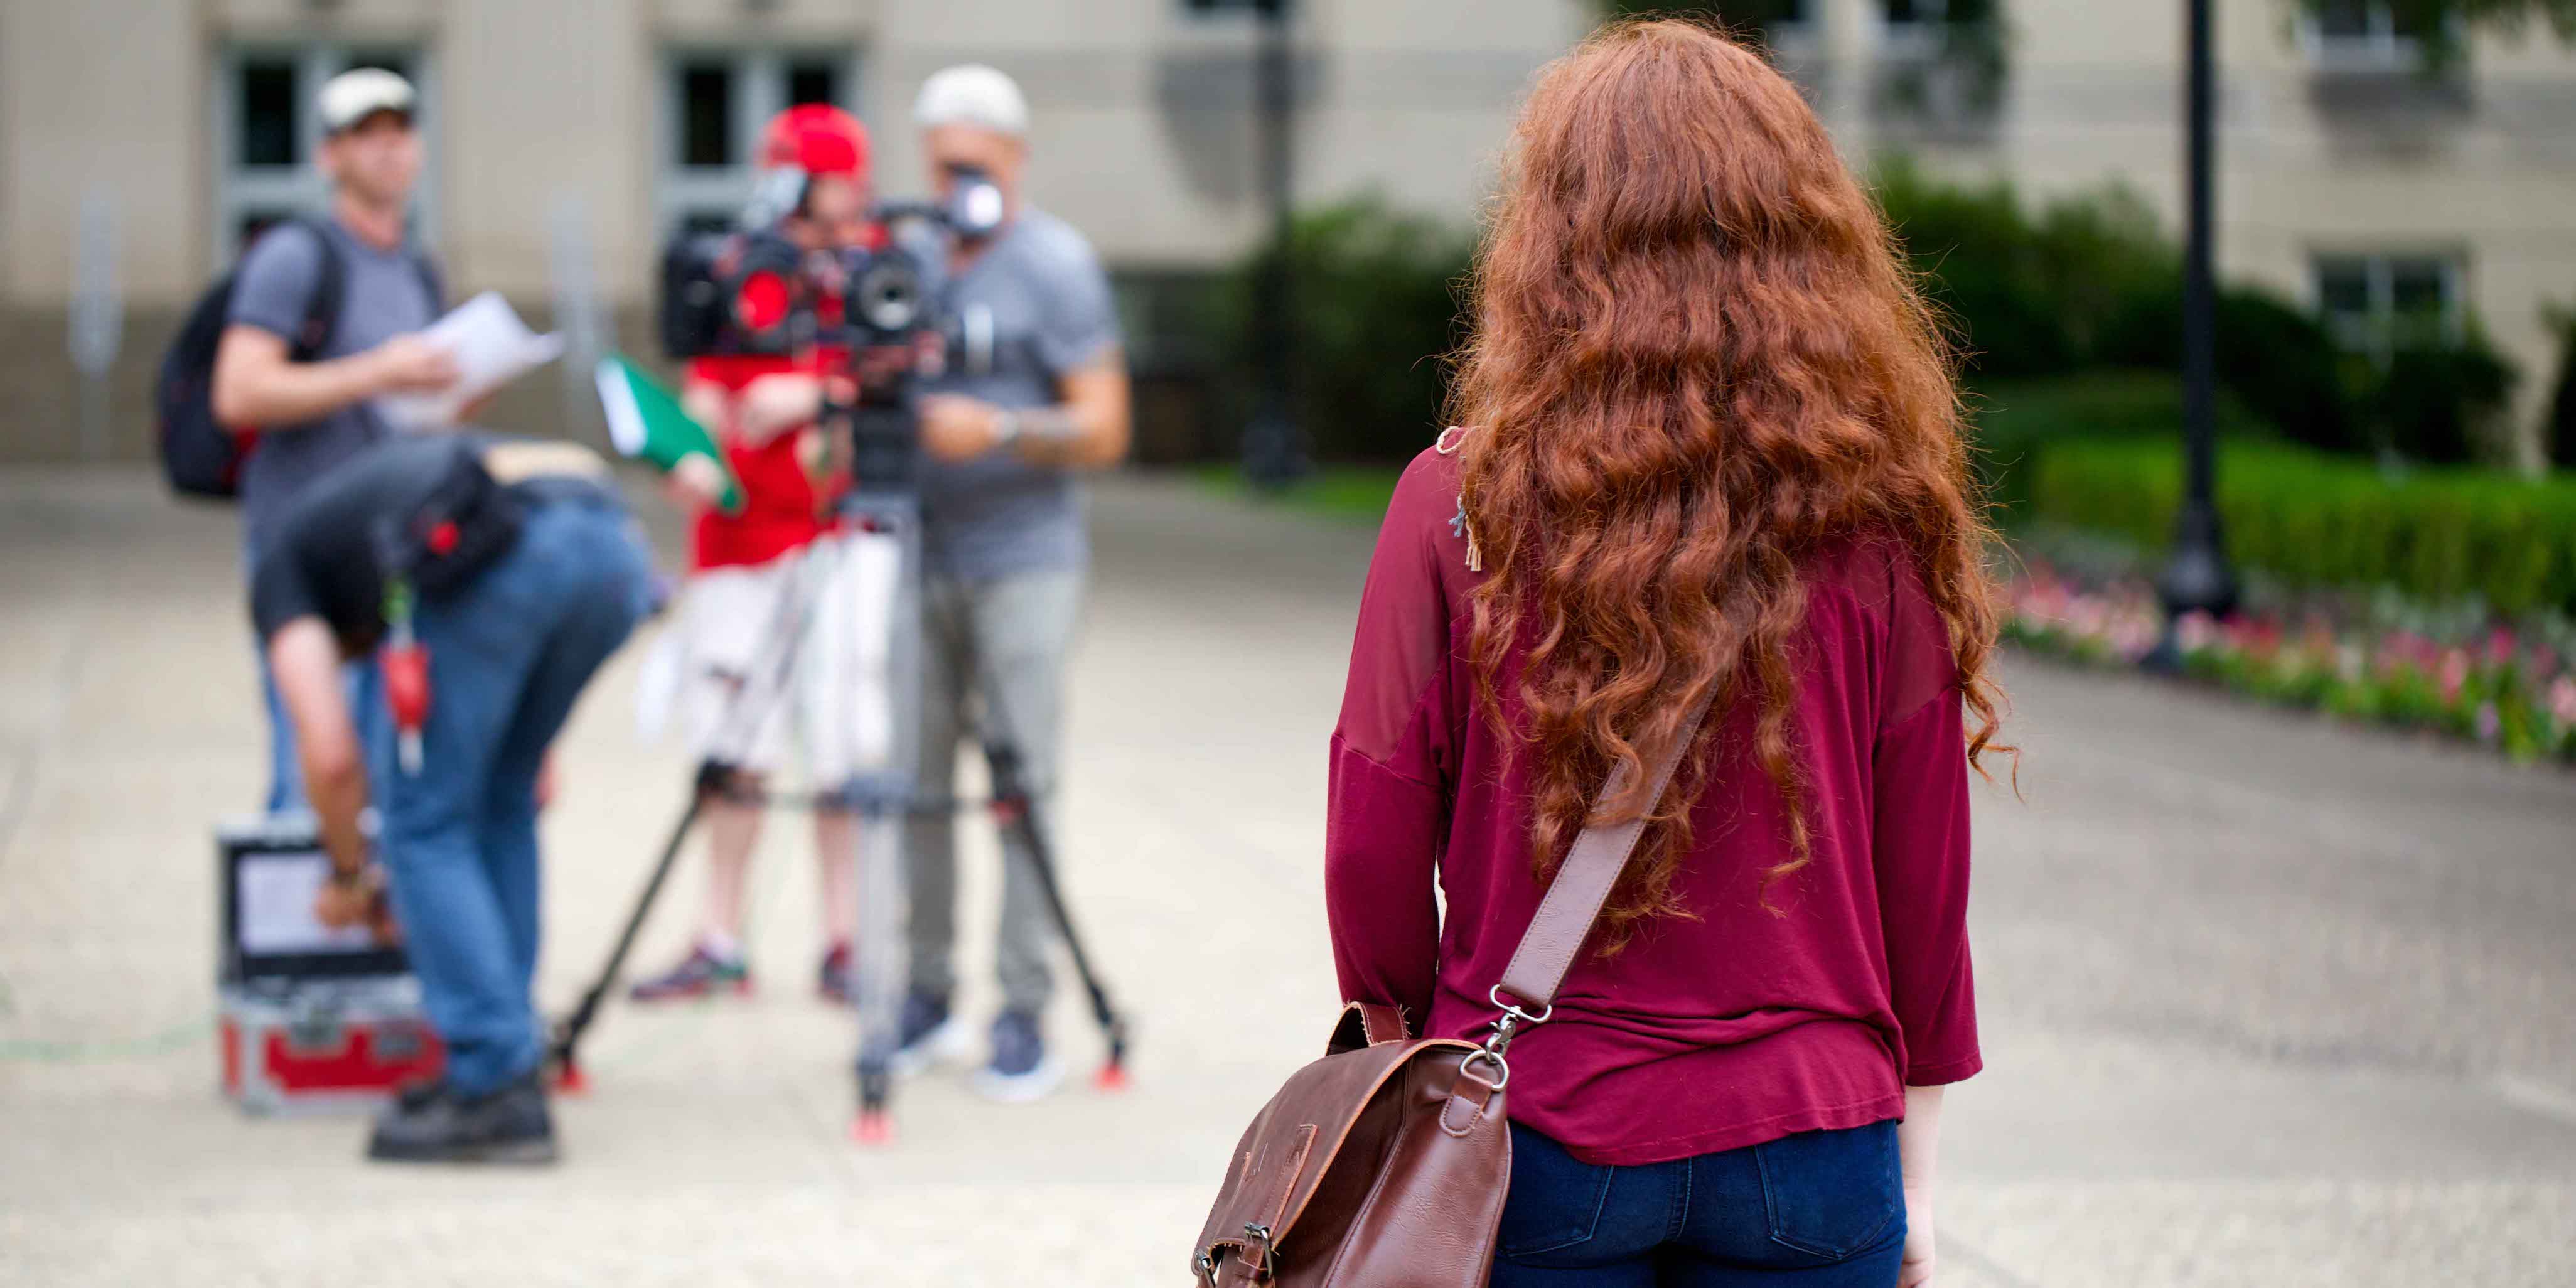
286,218,348,363
411,252,445,315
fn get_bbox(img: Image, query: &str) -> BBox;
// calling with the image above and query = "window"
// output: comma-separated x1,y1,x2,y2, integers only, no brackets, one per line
2307,1,2444,71
237,58,299,168
658,48,860,237
2315,252,2463,360
1879,0,1947,55
213,45,437,266
1181,0,1272,12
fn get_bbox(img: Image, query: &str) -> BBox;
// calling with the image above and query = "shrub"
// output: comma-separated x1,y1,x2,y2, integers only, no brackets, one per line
2032,437,2576,615
2545,306,2576,470
2370,331,2520,466
1216,196,1473,463
1969,370,2265,520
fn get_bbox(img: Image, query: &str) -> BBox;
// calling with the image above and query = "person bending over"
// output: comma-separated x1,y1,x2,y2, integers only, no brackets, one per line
259,432,653,1164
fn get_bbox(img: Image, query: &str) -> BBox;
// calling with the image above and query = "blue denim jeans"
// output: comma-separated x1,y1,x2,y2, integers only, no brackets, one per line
1492,1121,1906,1287
373,499,652,1097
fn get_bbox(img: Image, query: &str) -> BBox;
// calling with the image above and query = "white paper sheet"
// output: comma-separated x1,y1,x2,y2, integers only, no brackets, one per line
377,291,566,428
237,851,383,955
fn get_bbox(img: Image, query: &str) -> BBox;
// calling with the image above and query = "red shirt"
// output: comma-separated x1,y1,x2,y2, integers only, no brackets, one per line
686,355,842,572
1324,446,1981,1167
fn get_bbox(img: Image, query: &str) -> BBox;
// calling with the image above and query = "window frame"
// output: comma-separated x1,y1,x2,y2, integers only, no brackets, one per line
210,43,441,268
1879,0,1949,57
2313,250,2467,365
2300,0,2453,74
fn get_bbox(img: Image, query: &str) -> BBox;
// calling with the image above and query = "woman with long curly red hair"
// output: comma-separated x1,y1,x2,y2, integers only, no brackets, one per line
1323,19,2006,1287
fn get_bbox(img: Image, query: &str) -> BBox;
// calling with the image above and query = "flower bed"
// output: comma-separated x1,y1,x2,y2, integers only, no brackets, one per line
2005,544,2576,766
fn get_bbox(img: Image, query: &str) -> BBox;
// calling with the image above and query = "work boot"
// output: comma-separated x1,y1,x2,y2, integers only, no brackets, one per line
366,1069,558,1165
817,941,855,1006
973,1009,1065,1104
888,990,970,1075
628,943,751,1002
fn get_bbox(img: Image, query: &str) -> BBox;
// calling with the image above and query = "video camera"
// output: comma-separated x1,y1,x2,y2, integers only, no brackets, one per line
657,168,1006,490
656,169,1004,370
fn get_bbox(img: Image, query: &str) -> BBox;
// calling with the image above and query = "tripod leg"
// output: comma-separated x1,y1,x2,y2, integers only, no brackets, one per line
833,523,913,1146
984,744,1132,1090
549,780,710,1091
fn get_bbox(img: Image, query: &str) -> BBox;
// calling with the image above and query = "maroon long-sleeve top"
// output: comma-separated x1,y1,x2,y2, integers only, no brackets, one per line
1325,445,1982,1167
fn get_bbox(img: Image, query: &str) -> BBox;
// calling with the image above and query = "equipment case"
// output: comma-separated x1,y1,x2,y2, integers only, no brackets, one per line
216,814,443,1113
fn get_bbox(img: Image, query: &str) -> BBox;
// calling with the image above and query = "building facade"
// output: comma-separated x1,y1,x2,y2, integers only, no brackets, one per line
0,0,2568,462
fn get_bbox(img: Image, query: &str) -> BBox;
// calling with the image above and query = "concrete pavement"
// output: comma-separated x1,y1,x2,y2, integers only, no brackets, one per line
1,467,2570,1287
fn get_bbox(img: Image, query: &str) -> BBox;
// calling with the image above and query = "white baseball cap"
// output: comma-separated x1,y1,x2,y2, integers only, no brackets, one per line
913,65,1029,138
318,68,417,135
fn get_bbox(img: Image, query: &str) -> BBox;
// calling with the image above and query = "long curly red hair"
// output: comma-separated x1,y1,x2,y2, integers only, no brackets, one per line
1452,19,2007,942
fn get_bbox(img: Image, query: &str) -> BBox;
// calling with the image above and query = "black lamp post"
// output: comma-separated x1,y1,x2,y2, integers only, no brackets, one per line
1240,0,1310,489
2150,0,2240,668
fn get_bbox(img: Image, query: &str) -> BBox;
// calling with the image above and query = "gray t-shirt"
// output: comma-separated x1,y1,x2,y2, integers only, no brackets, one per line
918,207,1121,582
228,218,440,558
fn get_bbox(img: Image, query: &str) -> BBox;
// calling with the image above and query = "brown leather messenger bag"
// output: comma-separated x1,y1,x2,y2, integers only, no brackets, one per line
1191,695,1714,1287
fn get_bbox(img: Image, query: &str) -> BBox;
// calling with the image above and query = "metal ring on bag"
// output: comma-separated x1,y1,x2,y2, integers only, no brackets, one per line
1459,1048,1510,1092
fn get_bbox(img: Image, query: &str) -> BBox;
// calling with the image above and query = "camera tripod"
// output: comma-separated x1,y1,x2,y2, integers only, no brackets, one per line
545,392,1132,1144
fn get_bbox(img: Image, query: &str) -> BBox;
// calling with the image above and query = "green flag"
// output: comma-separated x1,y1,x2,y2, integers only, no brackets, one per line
595,353,743,515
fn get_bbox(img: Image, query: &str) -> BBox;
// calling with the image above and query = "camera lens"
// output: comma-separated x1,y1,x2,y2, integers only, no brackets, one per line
854,259,921,336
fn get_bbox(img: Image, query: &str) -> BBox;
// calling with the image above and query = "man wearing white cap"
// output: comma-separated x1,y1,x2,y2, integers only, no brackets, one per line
213,68,457,812
892,64,1132,1102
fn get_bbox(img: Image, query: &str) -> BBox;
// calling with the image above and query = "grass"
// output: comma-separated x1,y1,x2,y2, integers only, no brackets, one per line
1188,461,1405,523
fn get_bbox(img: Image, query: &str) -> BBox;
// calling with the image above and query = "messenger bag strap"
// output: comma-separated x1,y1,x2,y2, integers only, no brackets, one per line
1493,689,1716,1017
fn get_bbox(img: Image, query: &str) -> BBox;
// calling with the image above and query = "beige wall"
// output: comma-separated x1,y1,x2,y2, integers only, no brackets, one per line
443,0,652,300
0,0,2568,456
1,0,198,304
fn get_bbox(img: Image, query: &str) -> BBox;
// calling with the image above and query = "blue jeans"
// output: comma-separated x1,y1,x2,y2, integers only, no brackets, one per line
373,500,652,1097
262,647,387,813
1493,1121,1906,1287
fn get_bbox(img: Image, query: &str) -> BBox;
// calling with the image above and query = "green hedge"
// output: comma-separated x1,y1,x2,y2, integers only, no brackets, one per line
2032,438,2576,615
1970,370,2265,518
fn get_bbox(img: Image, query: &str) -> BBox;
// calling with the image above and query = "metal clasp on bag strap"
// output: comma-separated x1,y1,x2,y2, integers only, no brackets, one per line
1469,985,1553,1091
1232,1223,1279,1281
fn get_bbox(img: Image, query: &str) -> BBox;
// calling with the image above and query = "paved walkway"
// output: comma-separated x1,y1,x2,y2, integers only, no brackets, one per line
1,468,2570,1287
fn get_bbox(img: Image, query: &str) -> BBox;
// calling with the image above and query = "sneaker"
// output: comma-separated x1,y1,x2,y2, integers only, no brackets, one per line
817,942,854,1006
972,1010,1065,1103
366,1070,558,1165
392,1075,449,1115
628,944,751,1002
887,990,972,1076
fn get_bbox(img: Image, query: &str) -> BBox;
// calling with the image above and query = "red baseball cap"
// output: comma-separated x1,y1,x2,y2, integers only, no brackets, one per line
761,104,870,177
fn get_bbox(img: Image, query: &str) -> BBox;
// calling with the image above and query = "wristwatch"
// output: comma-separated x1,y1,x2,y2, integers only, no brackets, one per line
991,408,1024,448
325,862,375,892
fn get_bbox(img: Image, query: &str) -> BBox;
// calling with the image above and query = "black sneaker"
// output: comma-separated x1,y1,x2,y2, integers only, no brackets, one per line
366,1070,558,1165
628,943,751,1002
972,1010,1065,1103
817,942,854,1006
887,990,970,1075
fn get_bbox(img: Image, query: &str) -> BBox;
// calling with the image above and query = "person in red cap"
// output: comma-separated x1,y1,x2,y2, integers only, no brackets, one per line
632,104,876,1006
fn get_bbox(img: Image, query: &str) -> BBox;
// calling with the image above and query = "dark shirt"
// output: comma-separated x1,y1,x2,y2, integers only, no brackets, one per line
1324,446,1981,1168
248,435,616,653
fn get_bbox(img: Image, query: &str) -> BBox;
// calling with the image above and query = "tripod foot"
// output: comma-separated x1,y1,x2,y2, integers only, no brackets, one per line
850,1109,894,1147
1093,1060,1132,1093
552,1058,591,1096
